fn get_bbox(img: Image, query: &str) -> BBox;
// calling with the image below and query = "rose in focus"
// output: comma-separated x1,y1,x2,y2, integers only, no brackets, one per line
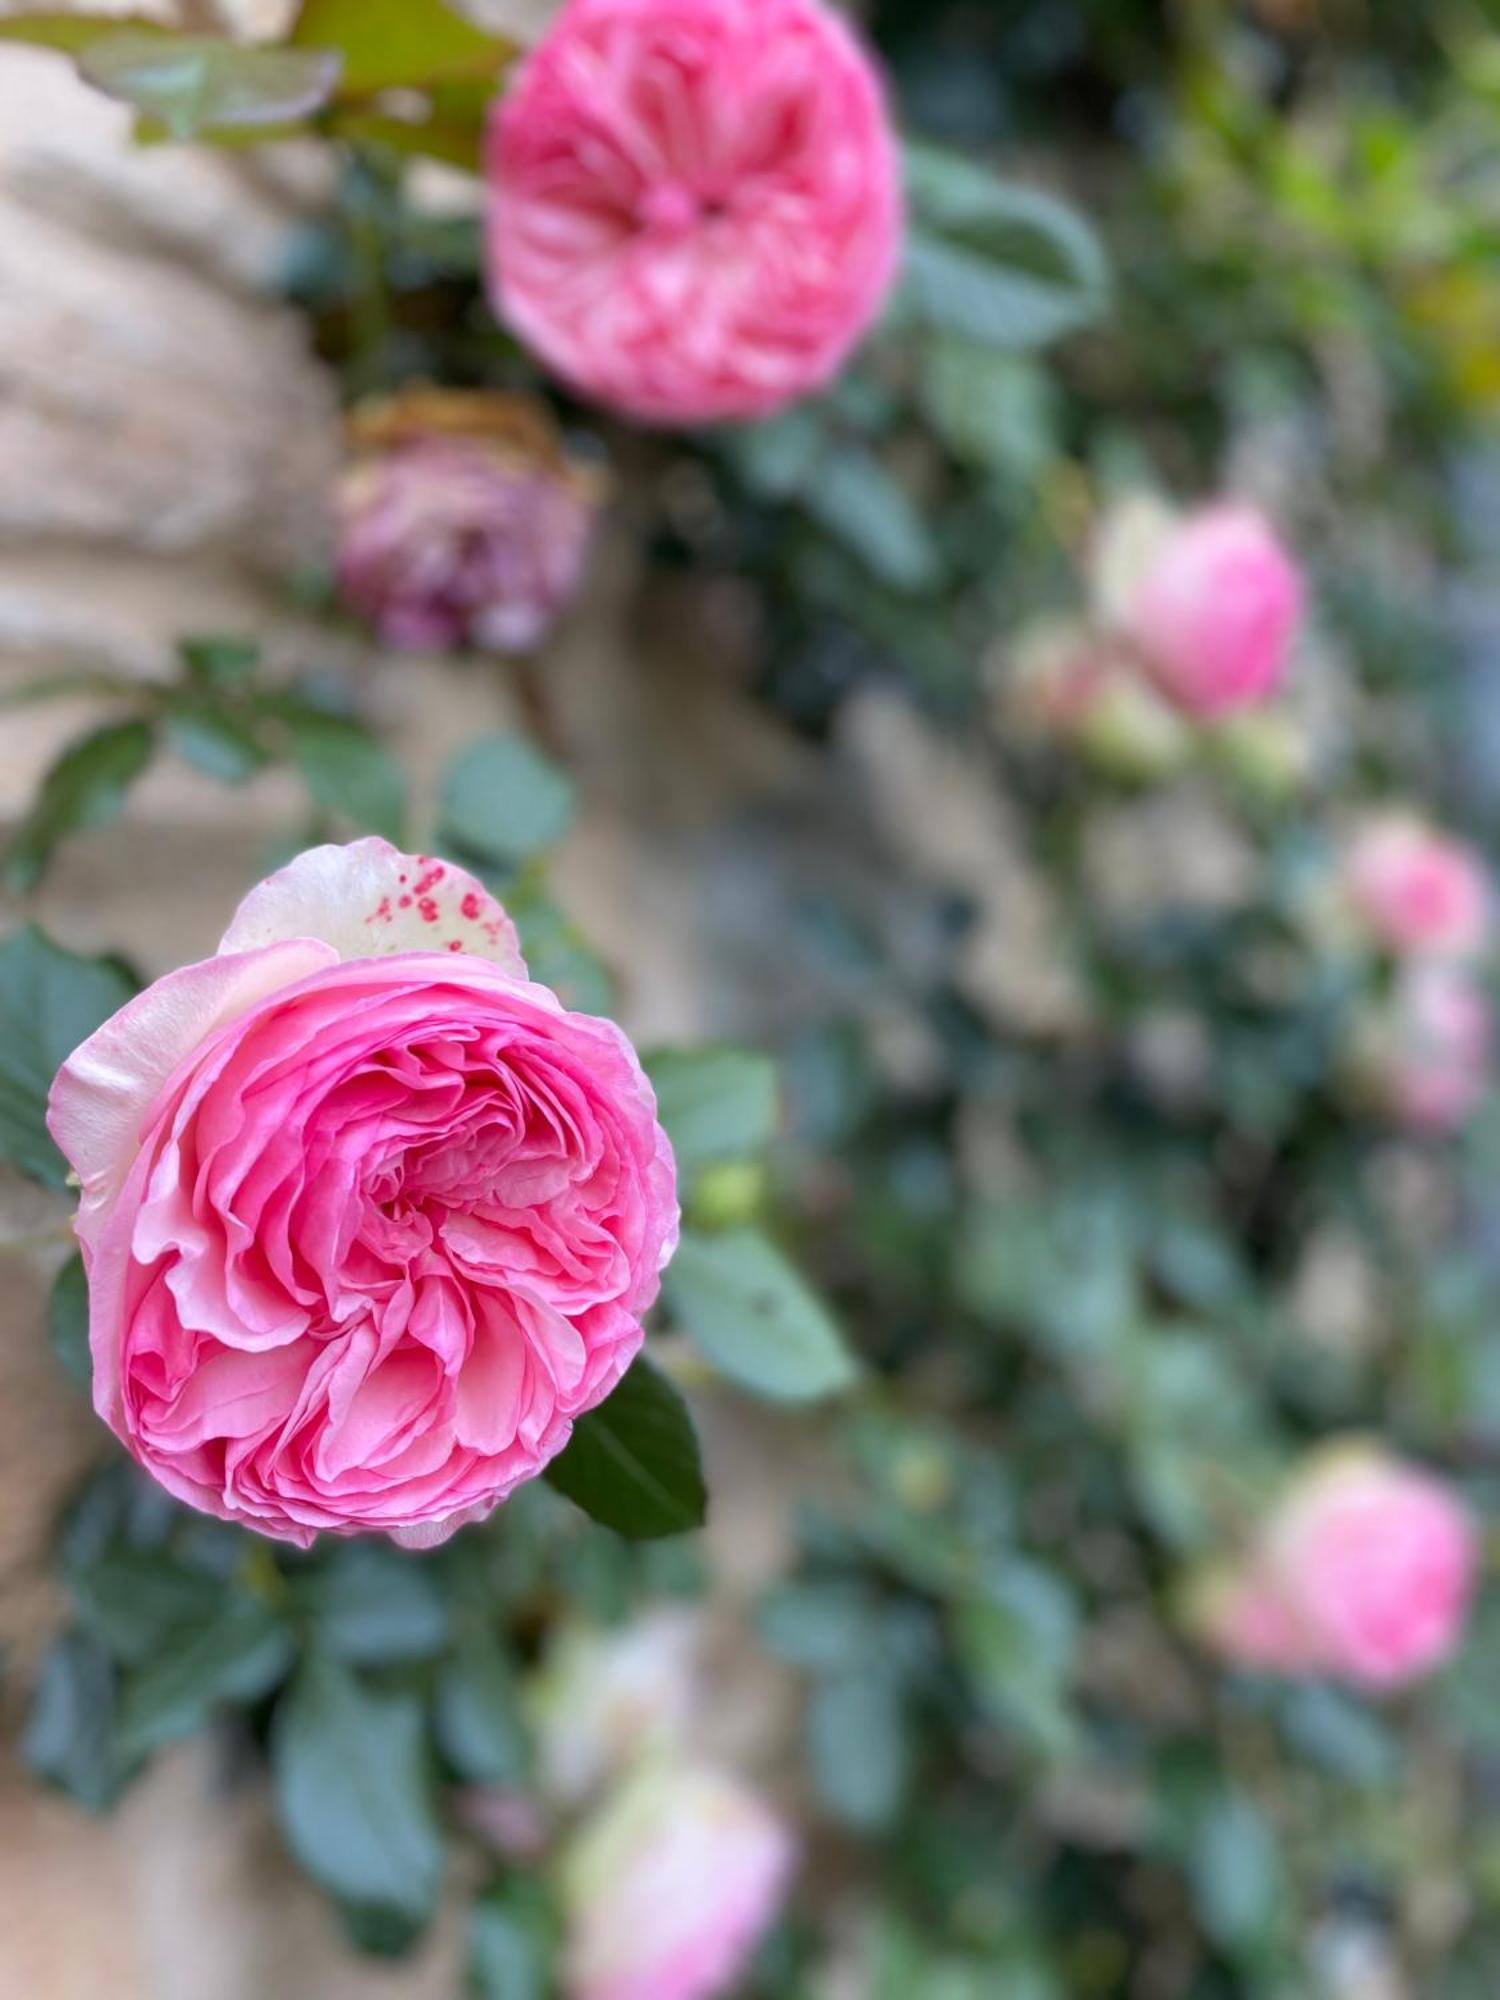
47,839,678,1547
486,0,902,425
337,389,601,654
562,1762,794,2000
1195,1443,1476,1691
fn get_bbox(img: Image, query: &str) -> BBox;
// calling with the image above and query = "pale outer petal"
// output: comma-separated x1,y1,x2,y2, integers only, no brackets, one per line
47,939,340,1250
217,837,527,974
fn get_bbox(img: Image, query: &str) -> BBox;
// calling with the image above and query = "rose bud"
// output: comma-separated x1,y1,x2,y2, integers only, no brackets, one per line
47,838,678,1547
562,1763,794,2000
1110,500,1305,719
997,617,1192,779
1363,960,1494,1135
486,0,903,426
337,388,601,654
1343,812,1490,960
532,1609,703,1805
1194,1443,1477,1692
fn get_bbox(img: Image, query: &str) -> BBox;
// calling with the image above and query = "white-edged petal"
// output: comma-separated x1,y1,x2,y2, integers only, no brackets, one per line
218,837,527,974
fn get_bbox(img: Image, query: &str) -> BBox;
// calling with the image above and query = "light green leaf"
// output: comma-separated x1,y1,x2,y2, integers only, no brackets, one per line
0,11,171,54
1189,1789,1282,1953
271,1656,444,1933
439,734,576,869
79,33,340,139
274,704,407,842
807,1668,908,1830
469,1882,555,2000
805,448,942,593
0,926,137,1187
290,0,515,97
433,1627,530,1787
545,1356,706,1539
6,719,155,892
663,1227,857,1403
167,706,269,785
644,1046,780,1172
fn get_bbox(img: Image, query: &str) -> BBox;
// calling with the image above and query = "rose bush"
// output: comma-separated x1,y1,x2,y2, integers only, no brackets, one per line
486,0,903,424
47,838,678,1547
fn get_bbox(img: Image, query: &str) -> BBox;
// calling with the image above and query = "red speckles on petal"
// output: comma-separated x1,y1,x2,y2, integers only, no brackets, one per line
399,895,413,910
447,939,464,952
368,896,394,926
460,892,483,921
413,865,447,898
418,897,440,923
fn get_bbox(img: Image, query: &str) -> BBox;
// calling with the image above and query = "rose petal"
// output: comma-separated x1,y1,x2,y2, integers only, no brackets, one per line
218,836,527,974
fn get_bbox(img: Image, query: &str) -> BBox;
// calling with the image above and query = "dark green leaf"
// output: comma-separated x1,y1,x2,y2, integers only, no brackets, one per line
433,1627,529,1786
117,1598,296,1758
0,925,137,1186
301,1542,449,1665
439,734,576,869
469,1880,555,2000
272,1656,444,1933
545,1357,706,1539
71,1551,229,1665
79,33,340,138
179,634,262,687
23,1630,128,1810
663,1228,858,1403
290,0,514,96
6,719,155,893
644,1046,780,1172
805,449,942,593
47,1253,90,1391
167,706,269,785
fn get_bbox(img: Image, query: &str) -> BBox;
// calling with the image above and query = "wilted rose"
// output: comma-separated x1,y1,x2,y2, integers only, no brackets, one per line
562,1763,794,2000
47,838,678,1547
486,0,903,425
1195,1443,1476,1691
1343,812,1490,960
337,389,601,654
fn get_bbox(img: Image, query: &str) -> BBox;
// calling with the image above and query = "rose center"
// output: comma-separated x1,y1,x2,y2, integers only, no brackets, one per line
637,180,719,240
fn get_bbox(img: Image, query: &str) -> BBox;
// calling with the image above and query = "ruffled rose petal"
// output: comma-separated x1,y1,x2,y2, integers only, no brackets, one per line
47,939,338,1251
218,837,527,974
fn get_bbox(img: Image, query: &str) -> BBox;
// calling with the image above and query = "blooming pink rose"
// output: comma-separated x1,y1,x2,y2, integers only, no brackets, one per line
1379,961,1493,1134
1344,813,1490,960
1198,1444,1476,1691
47,839,678,1548
562,1764,794,2000
1120,503,1305,718
486,0,903,425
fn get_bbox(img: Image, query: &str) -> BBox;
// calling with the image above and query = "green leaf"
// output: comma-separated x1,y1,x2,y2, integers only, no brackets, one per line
78,33,341,139
0,925,137,1187
952,1562,1079,1761
903,142,1109,350
807,1668,909,1830
0,12,172,54
117,1599,296,1759
301,1543,450,1665
644,1046,780,1172
290,0,514,96
47,1253,90,1391
23,1630,128,1811
6,719,155,892
433,1627,530,1786
71,1551,229,1666
1188,1789,1282,1953
805,448,942,593
663,1228,858,1403
275,704,406,842
272,1656,444,1935
469,1881,555,2000
920,341,1058,476
439,734,576,869
167,706,269,785
545,1356,706,1539
180,634,262,687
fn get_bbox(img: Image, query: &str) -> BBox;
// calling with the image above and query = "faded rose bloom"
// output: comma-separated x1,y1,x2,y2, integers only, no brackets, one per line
486,0,903,425
47,838,678,1547
337,389,600,654
1196,1443,1477,1691
1370,960,1494,1134
562,1764,794,2000
1111,500,1305,719
533,1609,703,1804
1343,813,1490,960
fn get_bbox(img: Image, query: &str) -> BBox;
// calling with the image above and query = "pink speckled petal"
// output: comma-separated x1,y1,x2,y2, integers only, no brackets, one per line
47,939,338,1252
217,837,527,974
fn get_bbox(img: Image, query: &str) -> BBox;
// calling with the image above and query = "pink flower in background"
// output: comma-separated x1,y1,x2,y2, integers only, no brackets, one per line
1198,1444,1477,1691
1344,813,1490,960
562,1764,794,2000
1381,960,1493,1134
337,389,600,654
486,0,903,425
47,839,678,1548
1119,503,1304,718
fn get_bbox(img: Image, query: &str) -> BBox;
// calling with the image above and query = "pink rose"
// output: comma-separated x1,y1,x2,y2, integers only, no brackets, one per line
1120,503,1304,718
47,839,678,1548
562,1764,794,2000
1378,961,1493,1134
337,389,600,654
1344,813,1490,960
486,0,903,426
1198,1444,1476,1691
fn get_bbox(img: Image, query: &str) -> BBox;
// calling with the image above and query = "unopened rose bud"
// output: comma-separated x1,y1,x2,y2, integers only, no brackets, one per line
337,388,601,655
532,1611,703,1807
1193,1443,1476,1691
1357,961,1494,1135
1342,812,1490,960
